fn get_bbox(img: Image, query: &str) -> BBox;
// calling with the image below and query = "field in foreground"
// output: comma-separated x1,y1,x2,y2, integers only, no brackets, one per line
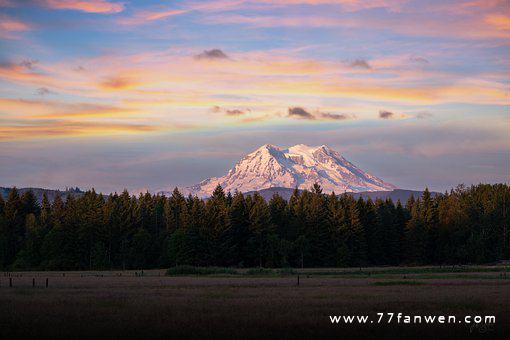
1,266,509,339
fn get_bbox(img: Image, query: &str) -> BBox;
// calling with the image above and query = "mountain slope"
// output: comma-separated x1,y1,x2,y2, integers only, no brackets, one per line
185,144,397,197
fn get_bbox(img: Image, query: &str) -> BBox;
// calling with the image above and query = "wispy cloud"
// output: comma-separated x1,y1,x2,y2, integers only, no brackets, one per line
116,1,245,25
0,121,158,140
0,98,138,119
0,14,32,38
0,0,15,6
42,0,124,13
205,7,510,39
117,8,188,25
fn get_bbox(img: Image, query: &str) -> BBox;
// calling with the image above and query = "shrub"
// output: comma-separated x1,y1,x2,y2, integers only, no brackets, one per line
166,265,238,276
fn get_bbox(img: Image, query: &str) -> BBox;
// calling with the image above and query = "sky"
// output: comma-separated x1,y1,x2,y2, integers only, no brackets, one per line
0,0,509,194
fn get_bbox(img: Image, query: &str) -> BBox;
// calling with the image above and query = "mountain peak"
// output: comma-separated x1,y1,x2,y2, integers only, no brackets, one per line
256,143,281,153
260,143,279,149
288,143,331,152
185,144,397,197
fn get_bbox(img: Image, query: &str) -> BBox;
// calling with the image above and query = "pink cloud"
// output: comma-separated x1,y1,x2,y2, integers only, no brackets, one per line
0,0,15,6
0,14,31,38
117,1,246,25
256,0,407,12
117,8,189,25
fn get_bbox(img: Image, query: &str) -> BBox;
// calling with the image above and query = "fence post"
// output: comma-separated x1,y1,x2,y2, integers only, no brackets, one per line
297,275,300,286
9,278,12,288
46,278,48,288
32,278,35,288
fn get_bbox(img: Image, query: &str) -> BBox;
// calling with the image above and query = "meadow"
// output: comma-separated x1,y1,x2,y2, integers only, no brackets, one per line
1,266,509,339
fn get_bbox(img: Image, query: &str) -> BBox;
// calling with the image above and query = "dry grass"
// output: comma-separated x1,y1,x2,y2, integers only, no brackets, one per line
1,267,509,339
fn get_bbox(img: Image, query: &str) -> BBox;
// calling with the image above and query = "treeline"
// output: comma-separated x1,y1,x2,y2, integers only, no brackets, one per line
0,183,509,270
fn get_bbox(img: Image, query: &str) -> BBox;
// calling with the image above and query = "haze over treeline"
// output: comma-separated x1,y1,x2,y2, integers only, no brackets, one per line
0,183,509,270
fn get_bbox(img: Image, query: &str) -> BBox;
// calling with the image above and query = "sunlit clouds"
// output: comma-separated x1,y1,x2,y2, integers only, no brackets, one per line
0,0,509,192
1,48,509,140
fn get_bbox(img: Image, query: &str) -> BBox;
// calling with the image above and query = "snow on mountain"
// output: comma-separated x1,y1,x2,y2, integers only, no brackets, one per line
181,144,397,197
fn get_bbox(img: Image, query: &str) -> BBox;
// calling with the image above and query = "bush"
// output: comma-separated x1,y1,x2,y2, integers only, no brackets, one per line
165,265,238,276
277,267,297,276
373,281,422,286
245,267,274,276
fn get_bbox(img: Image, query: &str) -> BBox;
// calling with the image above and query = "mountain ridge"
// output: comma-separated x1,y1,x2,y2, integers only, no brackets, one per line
243,187,439,203
0,186,86,203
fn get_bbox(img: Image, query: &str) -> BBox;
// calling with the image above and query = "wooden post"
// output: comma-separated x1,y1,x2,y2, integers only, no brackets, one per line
32,278,35,288
297,275,300,286
46,278,48,288
9,278,12,288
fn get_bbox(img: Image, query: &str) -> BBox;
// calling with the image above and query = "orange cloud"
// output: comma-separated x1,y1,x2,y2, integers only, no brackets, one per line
0,121,158,140
0,98,138,119
43,0,124,13
485,14,510,30
99,76,141,91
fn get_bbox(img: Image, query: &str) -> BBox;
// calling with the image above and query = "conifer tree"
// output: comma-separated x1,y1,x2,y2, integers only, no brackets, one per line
3,188,23,265
339,199,367,266
206,185,233,265
14,213,41,268
404,200,428,264
306,183,332,266
164,188,188,233
247,192,273,267
229,191,249,266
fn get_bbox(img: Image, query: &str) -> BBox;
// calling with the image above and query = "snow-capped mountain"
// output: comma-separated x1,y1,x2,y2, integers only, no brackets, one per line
181,144,397,198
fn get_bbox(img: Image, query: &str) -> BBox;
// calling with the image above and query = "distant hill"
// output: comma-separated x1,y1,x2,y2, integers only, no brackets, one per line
0,187,86,203
2,186,439,205
244,187,440,202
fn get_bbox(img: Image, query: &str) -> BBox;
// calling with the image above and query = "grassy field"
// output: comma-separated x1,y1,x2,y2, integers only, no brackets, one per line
1,266,509,339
